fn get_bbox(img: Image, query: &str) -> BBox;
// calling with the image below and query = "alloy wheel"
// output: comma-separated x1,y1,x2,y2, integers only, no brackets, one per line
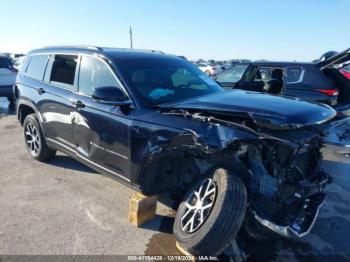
25,122,41,156
181,178,217,233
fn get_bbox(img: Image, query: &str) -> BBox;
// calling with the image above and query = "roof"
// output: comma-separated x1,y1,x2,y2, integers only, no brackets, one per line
250,61,315,67
28,45,166,59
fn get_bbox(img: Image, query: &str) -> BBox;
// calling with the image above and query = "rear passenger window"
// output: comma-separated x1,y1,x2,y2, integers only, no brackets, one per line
287,67,303,83
50,55,78,88
26,55,49,80
78,56,118,96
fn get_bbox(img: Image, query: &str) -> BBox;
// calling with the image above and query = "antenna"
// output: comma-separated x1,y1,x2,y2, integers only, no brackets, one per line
129,26,133,49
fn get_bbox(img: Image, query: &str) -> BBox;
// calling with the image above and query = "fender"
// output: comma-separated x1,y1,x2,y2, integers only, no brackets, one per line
17,98,47,137
136,121,260,195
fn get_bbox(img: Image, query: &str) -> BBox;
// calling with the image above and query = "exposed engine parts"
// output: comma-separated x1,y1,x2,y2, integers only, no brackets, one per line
144,109,335,238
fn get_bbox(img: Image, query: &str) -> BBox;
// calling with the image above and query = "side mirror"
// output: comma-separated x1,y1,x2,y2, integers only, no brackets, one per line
93,86,132,106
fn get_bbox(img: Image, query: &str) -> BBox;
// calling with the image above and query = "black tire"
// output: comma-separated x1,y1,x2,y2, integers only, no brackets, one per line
173,168,247,256
23,113,56,162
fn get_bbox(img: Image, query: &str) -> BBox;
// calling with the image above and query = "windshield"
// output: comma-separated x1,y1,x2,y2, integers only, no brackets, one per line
216,64,248,83
115,56,223,106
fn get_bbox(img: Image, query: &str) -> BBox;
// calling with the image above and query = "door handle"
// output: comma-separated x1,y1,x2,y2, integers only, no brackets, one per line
37,88,45,95
71,100,85,108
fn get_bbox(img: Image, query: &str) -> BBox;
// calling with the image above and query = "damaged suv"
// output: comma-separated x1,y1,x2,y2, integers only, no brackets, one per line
15,46,350,256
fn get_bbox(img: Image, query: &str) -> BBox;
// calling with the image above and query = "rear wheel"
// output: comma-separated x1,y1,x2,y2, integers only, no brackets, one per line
173,168,247,256
23,114,56,162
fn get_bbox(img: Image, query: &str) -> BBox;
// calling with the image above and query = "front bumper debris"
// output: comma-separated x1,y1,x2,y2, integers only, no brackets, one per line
323,117,350,155
252,200,325,239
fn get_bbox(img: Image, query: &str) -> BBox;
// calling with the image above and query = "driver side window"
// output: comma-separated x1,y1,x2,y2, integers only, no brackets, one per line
78,56,119,96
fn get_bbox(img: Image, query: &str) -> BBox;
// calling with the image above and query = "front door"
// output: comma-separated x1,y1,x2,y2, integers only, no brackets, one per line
71,55,133,182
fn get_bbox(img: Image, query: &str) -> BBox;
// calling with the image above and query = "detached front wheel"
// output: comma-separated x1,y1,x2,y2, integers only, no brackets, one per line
173,168,247,256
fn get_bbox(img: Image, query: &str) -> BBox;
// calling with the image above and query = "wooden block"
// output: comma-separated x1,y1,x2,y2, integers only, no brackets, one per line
176,242,195,261
128,192,157,226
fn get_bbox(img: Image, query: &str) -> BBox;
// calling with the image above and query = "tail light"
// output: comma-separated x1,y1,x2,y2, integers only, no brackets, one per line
318,89,339,96
339,69,350,80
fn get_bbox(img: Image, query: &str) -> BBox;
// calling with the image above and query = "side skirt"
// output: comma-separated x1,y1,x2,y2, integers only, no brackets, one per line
46,138,141,191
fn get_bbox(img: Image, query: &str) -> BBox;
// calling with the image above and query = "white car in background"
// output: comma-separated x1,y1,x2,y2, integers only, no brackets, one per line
0,54,17,104
197,63,224,77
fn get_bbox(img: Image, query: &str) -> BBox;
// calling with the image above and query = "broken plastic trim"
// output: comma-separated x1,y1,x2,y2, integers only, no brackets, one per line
251,201,326,238
322,117,350,155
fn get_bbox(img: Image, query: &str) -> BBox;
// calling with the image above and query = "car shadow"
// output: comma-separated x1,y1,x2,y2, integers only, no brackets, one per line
46,155,96,174
140,215,175,234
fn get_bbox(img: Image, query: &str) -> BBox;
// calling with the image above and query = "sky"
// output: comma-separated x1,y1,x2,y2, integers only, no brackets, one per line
1,0,349,61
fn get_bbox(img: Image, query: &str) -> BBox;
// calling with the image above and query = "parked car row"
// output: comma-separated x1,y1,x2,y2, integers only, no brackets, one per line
196,62,224,77
14,46,350,256
215,49,350,113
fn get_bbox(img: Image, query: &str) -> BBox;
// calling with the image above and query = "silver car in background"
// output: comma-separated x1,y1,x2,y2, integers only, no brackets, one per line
0,54,18,104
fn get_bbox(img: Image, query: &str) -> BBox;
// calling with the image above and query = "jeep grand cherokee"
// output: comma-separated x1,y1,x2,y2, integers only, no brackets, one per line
15,46,350,256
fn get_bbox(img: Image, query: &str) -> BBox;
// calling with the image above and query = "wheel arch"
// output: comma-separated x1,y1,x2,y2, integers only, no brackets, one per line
17,101,47,138
138,139,253,196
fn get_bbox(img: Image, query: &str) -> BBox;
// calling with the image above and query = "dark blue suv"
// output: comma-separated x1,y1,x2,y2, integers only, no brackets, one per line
216,49,350,112
14,46,349,256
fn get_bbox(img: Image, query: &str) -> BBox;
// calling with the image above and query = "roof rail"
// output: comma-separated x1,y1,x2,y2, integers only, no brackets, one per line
42,45,103,51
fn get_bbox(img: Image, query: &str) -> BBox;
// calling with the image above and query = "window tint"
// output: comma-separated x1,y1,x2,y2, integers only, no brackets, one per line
287,67,302,83
0,57,12,68
216,65,248,83
79,56,118,96
25,55,48,80
50,55,77,87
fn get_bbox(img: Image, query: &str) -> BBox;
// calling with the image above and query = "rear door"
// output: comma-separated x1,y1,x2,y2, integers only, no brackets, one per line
71,55,132,182
37,54,79,153
283,65,339,106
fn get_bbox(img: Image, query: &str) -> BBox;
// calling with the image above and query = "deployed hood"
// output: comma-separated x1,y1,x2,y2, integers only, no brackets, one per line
160,90,337,129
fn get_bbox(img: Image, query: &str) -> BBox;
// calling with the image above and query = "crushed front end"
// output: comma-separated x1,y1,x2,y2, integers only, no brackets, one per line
243,133,328,238
158,107,335,239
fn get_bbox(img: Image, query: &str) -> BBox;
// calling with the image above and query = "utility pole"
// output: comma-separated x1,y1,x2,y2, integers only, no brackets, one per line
129,26,133,49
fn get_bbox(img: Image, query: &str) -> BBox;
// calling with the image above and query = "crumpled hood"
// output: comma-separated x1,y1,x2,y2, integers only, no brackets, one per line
160,90,337,129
